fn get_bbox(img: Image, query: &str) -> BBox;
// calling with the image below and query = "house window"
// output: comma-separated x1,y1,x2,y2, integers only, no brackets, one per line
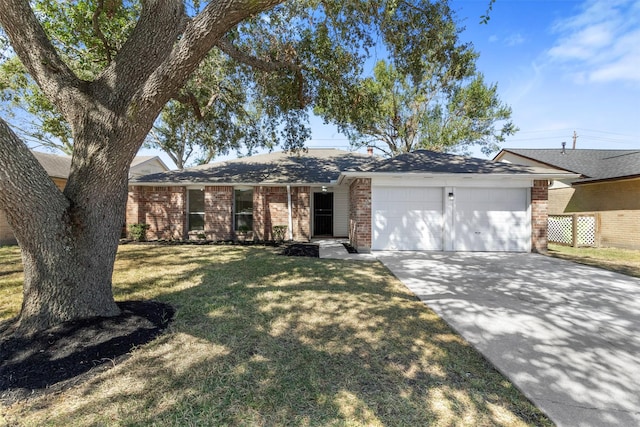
234,188,253,231
188,189,205,231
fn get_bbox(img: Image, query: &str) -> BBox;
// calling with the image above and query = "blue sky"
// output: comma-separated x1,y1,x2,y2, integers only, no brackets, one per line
145,0,639,165
286,0,640,158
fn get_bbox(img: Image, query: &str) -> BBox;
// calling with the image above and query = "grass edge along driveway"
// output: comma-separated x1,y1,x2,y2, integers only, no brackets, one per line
0,244,552,426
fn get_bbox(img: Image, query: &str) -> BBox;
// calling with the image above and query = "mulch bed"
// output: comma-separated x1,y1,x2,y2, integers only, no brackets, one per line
342,242,358,254
0,300,174,405
281,243,319,257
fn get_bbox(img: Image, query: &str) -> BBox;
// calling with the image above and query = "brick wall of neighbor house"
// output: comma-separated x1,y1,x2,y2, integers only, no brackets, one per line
127,186,186,240
548,187,575,214
531,179,549,253
253,186,310,241
348,178,372,252
565,178,640,212
204,186,233,240
598,210,640,249
548,179,640,249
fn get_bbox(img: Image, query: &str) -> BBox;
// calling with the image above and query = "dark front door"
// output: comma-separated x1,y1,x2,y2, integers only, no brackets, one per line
314,192,333,236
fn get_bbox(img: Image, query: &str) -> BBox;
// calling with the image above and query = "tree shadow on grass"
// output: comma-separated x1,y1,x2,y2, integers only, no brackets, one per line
1,246,551,426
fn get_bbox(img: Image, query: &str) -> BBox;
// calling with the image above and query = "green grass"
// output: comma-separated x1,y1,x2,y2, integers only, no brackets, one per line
0,244,552,426
548,243,640,278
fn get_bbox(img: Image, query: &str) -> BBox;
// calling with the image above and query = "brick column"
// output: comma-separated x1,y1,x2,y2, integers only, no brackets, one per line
292,186,310,241
204,186,233,240
531,180,549,253
349,178,372,252
126,186,144,226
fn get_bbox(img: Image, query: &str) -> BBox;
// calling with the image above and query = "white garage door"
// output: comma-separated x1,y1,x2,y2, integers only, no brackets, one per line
454,187,529,252
372,187,443,250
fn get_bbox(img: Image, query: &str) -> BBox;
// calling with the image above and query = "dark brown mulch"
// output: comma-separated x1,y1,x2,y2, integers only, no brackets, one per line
0,300,174,405
281,243,319,257
342,242,358,254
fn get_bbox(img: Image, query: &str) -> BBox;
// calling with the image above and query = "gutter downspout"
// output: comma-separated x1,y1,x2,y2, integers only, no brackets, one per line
287,185,294,241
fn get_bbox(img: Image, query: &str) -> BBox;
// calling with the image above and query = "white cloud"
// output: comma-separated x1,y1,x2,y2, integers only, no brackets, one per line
505,33,525,46
546,0,640,84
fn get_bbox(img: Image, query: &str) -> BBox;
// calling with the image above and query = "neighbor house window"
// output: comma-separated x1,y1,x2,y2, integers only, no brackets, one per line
188,189,205,231
234,189,253,231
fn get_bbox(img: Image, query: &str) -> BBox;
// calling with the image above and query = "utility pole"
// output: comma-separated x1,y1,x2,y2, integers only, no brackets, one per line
572,131,578,149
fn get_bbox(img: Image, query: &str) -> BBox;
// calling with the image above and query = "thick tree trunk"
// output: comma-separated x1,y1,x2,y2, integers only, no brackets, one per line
0,118,134,332
0,0,285,334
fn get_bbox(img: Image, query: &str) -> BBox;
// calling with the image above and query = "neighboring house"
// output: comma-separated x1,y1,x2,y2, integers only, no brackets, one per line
0,151,170,246
129,156,171,179
127,148,574,252
494,148,640,249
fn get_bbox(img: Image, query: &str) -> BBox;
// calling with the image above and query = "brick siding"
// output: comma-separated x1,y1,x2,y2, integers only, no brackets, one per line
204,186,233,240
531,179,549,253
253,186,310,241
127,185,311,242
126,186,186,240
348,178,371,252
549,178,640,249
598,210,640,249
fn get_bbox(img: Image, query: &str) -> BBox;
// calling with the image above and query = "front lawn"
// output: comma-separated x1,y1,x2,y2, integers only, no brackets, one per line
548,243,640,278
0,244,551,426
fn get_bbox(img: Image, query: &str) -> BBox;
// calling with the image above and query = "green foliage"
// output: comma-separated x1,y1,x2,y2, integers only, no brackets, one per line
0,0,506,161
128,223,150,242
0,1,138,153
272,225,288,242
316,29,517,157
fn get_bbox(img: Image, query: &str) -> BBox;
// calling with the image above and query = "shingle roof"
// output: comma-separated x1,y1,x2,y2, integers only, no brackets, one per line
130,149,375,185
358,150,560,175
31,151,172,180
497,149,640,183
32,151,71,179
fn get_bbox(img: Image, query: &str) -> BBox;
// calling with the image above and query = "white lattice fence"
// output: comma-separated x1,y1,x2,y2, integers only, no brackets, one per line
548,214,597,247
548,216,573,245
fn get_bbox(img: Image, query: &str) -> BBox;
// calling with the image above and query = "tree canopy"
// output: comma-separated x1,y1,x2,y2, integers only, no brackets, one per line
1,0,510,165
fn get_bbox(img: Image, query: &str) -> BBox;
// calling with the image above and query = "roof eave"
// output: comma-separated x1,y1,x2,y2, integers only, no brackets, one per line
339,171,580,180
128,181,333,187
572,174,640,186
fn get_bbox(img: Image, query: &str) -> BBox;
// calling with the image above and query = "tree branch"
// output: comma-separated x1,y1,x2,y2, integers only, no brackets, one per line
92,0,114,64
173,91,204,120
134,0,284,123
215,36,299,73
0,0,83,114
0,118,68,243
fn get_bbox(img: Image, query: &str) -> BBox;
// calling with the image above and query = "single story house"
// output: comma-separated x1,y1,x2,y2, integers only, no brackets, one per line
494,148,640,249
127,148,575,252
0,151,170,245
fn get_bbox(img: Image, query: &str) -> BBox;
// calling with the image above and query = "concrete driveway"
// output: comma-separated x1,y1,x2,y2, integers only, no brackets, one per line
375,251,640,427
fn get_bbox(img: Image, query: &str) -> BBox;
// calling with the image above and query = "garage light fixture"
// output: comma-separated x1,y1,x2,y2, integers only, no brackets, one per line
448,191,454,201
322,186,328,193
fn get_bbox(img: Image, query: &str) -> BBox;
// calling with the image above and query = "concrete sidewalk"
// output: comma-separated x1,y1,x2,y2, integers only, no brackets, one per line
376,251,640,427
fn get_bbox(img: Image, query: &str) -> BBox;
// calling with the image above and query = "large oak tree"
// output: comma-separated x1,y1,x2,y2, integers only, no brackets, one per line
0,0,490,334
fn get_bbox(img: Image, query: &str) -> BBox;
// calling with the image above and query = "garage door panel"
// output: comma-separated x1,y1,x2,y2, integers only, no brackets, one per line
372,187,443,250
454,188,529,252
